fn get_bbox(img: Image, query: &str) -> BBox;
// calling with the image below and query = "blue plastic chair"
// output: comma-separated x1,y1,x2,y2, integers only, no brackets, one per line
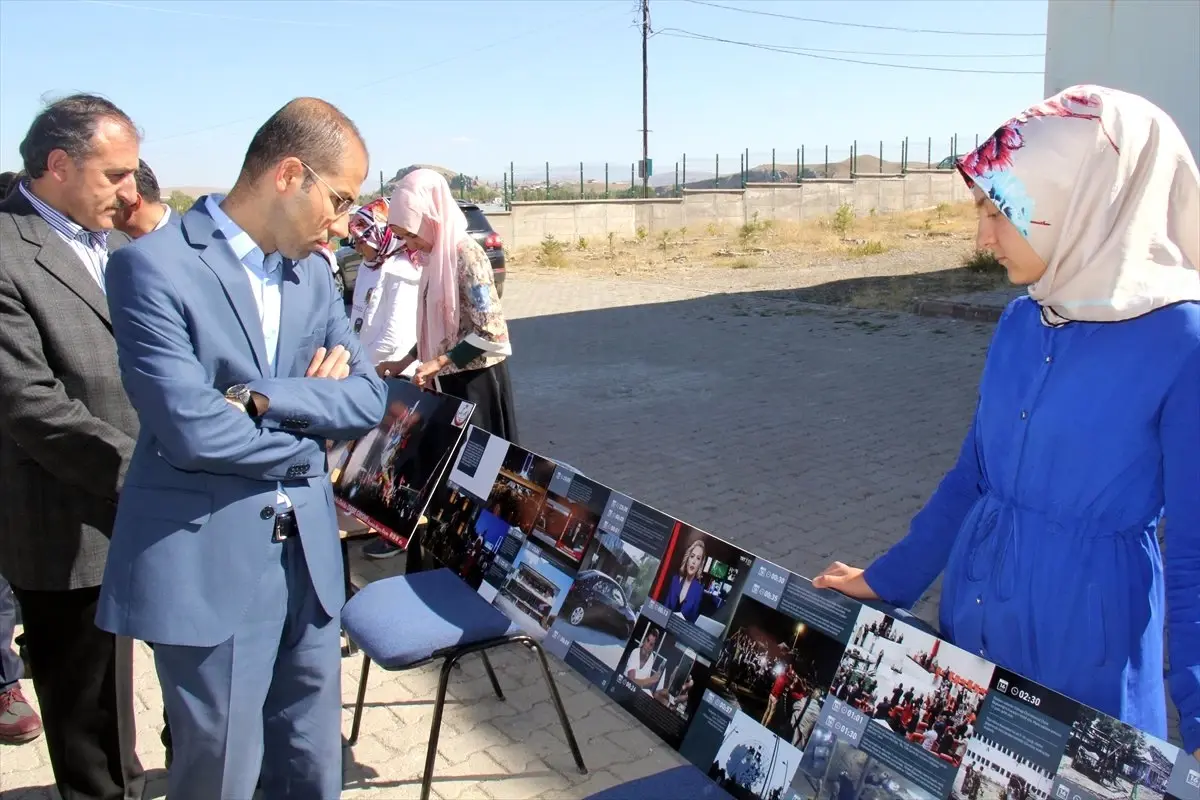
341,568,587,800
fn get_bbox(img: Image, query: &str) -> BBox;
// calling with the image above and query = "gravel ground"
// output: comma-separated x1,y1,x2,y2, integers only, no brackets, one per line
516,234,1009,312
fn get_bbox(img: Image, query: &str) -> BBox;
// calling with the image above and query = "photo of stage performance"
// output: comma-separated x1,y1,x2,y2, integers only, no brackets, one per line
335,383,472,545
1053,707,1180,800
547,533,663,673
707,709,804,800
954,734,1055,800
828,607,994,767
421,498,512,590
609,615,715,746
492,541,576,639
710,596,846,751
486,445,556,536
649,524,754,647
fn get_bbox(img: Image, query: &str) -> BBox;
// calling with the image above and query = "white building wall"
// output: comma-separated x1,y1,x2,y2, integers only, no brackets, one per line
1044,0,1200,161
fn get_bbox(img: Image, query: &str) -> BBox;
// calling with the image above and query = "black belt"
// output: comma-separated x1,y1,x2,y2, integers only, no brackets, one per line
272,511,298,543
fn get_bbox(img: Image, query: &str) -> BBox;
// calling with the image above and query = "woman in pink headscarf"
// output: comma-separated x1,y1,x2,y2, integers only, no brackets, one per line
375,169,518,441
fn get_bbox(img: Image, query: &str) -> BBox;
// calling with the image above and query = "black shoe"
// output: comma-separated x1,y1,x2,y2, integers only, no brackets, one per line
161,713,173,769
362,538,404,560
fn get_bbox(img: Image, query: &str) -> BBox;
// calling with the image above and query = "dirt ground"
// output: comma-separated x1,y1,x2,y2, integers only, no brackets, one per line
507,201,1010,313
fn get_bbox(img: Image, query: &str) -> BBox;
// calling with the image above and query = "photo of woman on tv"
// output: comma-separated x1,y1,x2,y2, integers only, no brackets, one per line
665,536,707,623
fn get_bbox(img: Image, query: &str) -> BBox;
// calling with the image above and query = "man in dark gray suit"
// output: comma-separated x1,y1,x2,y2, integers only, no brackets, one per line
0,94,145,800
114,159,180,239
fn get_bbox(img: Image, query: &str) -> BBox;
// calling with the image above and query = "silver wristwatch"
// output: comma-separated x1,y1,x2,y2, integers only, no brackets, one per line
225,383,253,414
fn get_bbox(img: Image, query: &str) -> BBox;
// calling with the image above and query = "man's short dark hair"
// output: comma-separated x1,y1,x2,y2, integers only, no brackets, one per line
134,159,161,203
239,97,367,184
0,171,17,199
18,93,139,179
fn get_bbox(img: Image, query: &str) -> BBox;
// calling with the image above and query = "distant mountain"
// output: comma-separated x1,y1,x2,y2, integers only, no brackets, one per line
382,164,481,195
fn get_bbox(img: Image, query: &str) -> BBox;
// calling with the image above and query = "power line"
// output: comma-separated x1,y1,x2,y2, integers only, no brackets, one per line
654,27,1043,58
656,29,1044,74
681,0,1046,37
142,1,625,145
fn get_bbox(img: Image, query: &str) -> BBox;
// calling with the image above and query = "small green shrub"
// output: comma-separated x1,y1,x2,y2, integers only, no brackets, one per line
576,237,589,250
963,249,1003,273
731,256,759,269
832,202,855,236
635,226,648,241
738,212,768,245
846,240,887,257
538,234,569,268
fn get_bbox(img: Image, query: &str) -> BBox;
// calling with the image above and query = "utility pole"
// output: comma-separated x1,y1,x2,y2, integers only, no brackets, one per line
641,0,650,199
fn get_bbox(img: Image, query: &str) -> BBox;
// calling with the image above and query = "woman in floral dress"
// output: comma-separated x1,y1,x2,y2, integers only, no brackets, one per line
814,86,1200,754
376,169,518,442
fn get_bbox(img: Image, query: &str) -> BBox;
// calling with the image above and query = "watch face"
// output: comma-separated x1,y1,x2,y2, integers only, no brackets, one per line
226,383,250,402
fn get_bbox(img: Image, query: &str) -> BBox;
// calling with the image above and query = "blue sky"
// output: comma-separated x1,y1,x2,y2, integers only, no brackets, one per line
0,0,1047,189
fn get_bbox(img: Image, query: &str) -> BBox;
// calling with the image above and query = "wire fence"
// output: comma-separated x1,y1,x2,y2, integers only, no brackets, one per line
469,133,987,207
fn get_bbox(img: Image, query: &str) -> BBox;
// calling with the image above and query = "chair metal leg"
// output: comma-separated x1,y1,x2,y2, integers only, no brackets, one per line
527,640,587,775
348,653,371,746
341,539,359,657
480,653,505,700
422,657,457,800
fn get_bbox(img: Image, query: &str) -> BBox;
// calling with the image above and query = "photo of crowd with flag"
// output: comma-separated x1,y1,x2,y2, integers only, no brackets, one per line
333,418,1200,800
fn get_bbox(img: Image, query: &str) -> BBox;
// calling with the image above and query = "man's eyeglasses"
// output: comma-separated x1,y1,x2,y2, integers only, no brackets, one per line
300,161,354,217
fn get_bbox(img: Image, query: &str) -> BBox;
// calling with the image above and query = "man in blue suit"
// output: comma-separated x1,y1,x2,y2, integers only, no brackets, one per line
98,98,387,799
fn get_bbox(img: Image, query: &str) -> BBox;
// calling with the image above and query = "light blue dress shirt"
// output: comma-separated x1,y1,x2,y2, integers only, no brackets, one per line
205,195,291,512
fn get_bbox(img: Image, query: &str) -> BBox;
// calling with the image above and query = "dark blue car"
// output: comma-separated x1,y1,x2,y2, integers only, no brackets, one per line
563,570,637,639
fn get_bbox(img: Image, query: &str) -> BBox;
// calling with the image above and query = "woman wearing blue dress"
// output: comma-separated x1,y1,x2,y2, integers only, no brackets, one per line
813,86,1200,755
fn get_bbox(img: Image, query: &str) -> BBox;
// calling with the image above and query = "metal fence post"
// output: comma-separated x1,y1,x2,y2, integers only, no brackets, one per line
902,137,909,173
796,147,801,183
744,147,749,187
545,162,550,196
824,145,829,178
715,154,719,189
772,148,776,182
739,153,744,189
927,138,932,169
682,153,687,189
502,173,508,208
630,163,635,195
510,162,515,203
852,140,858,175
878,140,883,171
605,163,609,198
579,162,584,199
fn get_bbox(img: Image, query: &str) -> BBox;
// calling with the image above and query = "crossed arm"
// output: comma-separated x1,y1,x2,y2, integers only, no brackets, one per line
105,247,385,480
246,262,388,441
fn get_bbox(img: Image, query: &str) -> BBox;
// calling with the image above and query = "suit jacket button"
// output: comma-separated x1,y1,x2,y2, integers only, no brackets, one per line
260,506,275,520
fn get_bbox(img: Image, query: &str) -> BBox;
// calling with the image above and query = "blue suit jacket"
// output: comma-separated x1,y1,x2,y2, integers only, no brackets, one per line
96,198,387,647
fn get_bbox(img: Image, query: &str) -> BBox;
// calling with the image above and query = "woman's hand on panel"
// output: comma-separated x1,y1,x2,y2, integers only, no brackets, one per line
811,561,880,600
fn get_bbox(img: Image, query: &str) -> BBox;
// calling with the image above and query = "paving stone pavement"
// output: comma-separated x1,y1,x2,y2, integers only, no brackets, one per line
1,274,996,799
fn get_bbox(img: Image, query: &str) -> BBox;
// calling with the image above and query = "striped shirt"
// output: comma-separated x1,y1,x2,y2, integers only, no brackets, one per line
18,181,110,292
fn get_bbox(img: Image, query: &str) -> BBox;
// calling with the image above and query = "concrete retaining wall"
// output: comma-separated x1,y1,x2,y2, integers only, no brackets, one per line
484,169,970,250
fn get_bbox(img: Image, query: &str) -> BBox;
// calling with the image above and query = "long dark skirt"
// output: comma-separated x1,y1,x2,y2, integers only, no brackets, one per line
436,359,520,444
